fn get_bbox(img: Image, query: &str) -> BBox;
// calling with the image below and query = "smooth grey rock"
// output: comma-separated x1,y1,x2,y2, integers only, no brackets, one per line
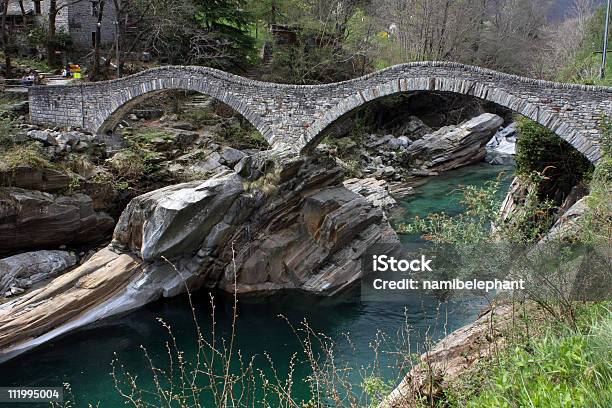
234,156,252,177
220,146,246,167
382,166,396,177
192,151,223,173
27,130,57,146
56,131,82,146
398,136,412,146
0,250,78,295
113,174,245,260
486,122,517,165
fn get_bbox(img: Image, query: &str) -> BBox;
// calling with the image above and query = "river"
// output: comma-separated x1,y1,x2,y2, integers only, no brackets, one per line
0,163,514,407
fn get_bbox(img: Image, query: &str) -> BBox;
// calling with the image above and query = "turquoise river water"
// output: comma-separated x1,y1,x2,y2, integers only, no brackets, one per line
0,163,514,407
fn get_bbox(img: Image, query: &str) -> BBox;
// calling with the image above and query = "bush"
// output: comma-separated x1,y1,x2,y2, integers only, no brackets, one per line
216,121,268,150
106,150,147,181
451,304,612,408
0,143,54,172
179,108,218,128
581,118,612,246
0,117,15,149
515,117,593,202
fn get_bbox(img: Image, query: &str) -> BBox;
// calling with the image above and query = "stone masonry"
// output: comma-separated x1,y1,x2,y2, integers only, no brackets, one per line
28,62,612,162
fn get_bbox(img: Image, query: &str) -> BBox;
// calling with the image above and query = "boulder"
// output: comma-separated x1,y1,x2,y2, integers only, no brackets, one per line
173,131,199,147
219,146,246,167
402,113,503,172
398,136,412,146
0,250,78,296
541,197,588,242
397,116,431,139
485,122,517,165
191,151,224,173
343,178,397,211
366,134,394,148
0,188,115,254
0,166,71,193
382,166,396,177
26,130,57,146
114,174,245,260
234,156,252,177
55,131,82,146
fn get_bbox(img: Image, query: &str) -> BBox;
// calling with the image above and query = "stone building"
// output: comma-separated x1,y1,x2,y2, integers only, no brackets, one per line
4,0,117,51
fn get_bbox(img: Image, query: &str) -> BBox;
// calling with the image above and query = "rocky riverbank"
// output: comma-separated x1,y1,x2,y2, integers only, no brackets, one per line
379,182,600,407
0,149,400,362
321,112,514,182
0,92,518,363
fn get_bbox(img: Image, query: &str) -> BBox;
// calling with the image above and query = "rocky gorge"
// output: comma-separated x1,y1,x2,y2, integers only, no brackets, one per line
0,147,401,361
0,91,568,376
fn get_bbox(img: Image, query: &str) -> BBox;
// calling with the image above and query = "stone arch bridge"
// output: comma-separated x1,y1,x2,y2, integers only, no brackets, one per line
28,62,612,162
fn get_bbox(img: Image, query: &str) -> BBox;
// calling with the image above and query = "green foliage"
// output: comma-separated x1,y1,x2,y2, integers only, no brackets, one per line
581,118,612,246
216,121,268,150
180,108,218,128
515,117,593,201
362,376,395,407
398,180,504,245
106,149,148,182
12,56,52,73
0,142,55,172
260,29,368,84
0,117,15,149
191,0,256,69
398,175,553,245
27,26,47,47
558,6,612,86
105,128,170,182
450,304,612,408
248,0,285,26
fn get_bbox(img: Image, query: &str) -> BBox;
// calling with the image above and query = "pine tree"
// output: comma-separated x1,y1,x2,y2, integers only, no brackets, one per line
191,0,256,70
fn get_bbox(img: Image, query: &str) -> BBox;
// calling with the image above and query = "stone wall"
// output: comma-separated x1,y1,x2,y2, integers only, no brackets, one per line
67,1,117,49
7,0,115,50
28,62,612,162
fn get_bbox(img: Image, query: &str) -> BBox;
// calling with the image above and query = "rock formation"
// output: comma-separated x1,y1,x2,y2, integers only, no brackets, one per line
0,188,115,254
379,303,532,408
0,250,78,296
0,151,400,361
485,122,517,165
343,177,398,212
0,166,71,193
401,113,503,174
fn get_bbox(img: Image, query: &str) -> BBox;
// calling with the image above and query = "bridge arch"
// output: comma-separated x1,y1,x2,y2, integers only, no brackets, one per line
94,76,273,140
301,75,603,162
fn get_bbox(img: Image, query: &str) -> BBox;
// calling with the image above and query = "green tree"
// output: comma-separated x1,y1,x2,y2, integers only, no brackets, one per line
191,0,256,69
515,117,594,202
